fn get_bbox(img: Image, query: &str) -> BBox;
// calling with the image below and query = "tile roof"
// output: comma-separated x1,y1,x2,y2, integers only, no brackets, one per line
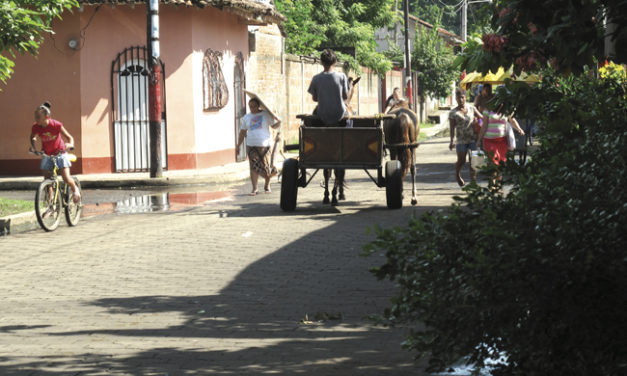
79,0,284,25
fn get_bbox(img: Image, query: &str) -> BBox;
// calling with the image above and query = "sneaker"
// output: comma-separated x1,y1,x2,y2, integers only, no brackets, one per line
42,206,54,219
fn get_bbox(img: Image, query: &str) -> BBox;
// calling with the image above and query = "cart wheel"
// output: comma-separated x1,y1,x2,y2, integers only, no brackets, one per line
280,158,299,211
385,160,403,209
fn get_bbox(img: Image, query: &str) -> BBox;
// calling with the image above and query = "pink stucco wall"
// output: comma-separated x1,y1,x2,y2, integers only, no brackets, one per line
0,11,82,175
0,4,250,175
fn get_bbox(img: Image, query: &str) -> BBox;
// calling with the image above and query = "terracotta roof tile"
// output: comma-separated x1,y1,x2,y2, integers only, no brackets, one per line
79,0,284,24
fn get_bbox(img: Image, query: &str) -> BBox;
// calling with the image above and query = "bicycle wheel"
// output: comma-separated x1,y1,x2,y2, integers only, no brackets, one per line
64,177,82,226
35,180,62,232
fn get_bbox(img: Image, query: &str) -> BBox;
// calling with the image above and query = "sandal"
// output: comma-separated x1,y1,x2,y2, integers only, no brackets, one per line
264,188,272,194
249,191,258,196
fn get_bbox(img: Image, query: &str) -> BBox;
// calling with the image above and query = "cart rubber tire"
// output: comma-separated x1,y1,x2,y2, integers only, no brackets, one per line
280,158,299,211
385,160,403,209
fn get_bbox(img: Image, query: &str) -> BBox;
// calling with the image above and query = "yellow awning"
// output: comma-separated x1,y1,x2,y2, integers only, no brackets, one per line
460,67,540,89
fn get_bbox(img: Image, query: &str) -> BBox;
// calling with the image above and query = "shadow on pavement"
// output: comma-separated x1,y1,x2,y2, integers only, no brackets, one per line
0,200,444,375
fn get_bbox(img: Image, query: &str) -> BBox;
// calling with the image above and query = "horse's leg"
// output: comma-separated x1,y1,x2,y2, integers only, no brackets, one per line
323,169,331,204
410,149,418,206
331,169,339,206
338,168,346,200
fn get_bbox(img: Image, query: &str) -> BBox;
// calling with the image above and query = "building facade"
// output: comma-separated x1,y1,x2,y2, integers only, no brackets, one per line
0,0,282,176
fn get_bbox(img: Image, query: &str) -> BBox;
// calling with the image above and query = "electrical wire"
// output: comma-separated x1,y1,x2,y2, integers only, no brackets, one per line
79,5,101,49
435,0,465,9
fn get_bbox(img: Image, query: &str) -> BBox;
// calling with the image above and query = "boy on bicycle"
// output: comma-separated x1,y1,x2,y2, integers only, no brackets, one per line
29,102,81,203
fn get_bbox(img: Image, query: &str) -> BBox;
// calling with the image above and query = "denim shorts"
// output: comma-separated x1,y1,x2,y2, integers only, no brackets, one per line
40,153,72,171
456,142,478,153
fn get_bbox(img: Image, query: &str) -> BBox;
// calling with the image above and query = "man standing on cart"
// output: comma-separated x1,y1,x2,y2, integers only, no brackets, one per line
307,49,350,126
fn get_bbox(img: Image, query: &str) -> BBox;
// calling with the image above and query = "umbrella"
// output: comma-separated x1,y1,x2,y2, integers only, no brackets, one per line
460,67,540,89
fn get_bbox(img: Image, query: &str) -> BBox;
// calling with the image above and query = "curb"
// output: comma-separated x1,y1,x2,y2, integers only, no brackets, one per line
0,211,39,236
0,170,251,191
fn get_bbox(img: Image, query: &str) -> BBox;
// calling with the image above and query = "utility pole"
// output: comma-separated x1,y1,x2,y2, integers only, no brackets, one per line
393,0,399,46
147,0,163,178
461,0,467,42
403,0,412,109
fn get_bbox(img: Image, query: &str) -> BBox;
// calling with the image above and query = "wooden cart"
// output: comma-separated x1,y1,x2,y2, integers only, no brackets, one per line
280,114,417,211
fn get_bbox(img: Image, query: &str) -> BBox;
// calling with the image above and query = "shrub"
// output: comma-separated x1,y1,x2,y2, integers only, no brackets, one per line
363,71,627,375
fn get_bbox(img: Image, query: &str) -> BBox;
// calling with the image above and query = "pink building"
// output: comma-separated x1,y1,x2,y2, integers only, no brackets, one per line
0,0,283,175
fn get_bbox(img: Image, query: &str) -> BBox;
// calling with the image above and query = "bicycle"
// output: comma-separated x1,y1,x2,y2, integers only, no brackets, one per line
30,150,83,231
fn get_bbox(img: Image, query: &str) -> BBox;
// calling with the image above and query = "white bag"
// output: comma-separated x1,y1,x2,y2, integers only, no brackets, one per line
506,122,516,151
471,150,486,169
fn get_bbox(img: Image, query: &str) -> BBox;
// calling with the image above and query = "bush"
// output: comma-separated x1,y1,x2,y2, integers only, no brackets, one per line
363,70,627,375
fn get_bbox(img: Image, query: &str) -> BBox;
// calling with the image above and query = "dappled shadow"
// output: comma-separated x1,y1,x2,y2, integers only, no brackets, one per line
0,200,441,374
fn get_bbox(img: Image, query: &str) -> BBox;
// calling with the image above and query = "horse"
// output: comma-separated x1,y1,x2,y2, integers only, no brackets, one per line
322,76,361,205
384,100,420,205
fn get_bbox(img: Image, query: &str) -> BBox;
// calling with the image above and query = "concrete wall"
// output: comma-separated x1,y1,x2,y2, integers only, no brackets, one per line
188,6,249,169
247,26,392,144
0,11,82,175
0,4,249,175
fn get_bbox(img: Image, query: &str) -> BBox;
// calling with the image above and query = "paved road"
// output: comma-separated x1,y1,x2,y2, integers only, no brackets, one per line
0,137,466,375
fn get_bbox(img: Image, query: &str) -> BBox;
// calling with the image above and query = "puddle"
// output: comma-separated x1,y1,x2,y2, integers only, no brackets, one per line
81,190,233,217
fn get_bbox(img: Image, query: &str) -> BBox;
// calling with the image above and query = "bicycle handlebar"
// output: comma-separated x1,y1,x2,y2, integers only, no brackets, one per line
29,147,75,158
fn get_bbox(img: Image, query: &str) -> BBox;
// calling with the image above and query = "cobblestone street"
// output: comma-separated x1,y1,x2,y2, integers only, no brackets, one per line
0,138,464,375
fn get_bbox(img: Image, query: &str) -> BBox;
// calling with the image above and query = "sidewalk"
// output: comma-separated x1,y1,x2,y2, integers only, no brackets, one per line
1,117,448,192
0,159,255,191
0,119,449,235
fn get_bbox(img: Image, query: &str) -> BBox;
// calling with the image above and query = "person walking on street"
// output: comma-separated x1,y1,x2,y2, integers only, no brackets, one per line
237,98,281,196
449,88,484,186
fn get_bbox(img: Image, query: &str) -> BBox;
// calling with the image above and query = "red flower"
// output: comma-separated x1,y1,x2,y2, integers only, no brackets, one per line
482,33,506,53
498,7,511,19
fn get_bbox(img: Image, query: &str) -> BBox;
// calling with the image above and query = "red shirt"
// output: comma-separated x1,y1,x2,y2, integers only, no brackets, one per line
32,119,66,155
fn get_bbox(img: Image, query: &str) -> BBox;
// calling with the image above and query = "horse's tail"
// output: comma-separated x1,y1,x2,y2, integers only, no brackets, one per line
398,113,413,178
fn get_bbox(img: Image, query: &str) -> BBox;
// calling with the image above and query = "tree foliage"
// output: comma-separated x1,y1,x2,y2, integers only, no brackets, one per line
412,16,458,99
411,0,492,36
366,0,627,374
364,70,627,375
0,0,78,84
275,0,396,75
456,0,627,75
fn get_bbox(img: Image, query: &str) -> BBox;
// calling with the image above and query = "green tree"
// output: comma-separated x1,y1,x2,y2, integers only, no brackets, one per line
412,17,458,99
365,70,627,376
456,0,627,75
366,0,627,374
411,0,492,36
275,0,396,75
274,0,324,56
0,0,78,84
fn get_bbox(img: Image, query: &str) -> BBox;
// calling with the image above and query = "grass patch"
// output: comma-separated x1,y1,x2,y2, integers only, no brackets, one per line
419,122,436,129
0,198,33,217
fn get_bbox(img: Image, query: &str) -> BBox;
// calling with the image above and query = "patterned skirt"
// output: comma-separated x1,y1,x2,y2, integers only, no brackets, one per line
247,146,271,178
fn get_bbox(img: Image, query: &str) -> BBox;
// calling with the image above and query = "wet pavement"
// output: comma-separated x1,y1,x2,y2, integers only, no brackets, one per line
0,183,240,219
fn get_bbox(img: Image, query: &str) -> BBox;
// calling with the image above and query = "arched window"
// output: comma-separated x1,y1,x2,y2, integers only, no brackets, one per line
203,49,229,111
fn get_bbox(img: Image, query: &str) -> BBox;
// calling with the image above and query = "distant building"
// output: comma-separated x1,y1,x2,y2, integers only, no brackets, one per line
376,14,463,54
